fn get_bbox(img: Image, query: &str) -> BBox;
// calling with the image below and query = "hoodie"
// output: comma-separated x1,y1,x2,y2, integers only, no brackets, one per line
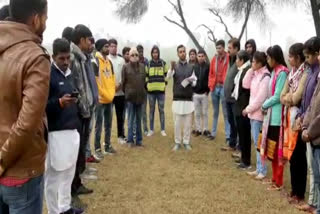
0,21,50,178
245,39,257,60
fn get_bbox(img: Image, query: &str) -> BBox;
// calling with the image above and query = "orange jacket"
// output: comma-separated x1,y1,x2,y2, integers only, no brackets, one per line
208,53,229,91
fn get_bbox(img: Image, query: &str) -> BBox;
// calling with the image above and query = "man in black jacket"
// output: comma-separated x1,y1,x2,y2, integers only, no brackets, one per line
193,50,210,137
45,38,83,214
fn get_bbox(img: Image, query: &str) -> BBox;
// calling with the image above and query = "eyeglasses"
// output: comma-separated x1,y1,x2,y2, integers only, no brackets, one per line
131,54,139,57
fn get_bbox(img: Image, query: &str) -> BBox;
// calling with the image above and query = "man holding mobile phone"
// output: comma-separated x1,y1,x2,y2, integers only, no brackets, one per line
45,38,83,214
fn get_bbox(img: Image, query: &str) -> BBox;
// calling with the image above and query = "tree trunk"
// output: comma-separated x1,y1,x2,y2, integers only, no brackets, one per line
310,0,320,37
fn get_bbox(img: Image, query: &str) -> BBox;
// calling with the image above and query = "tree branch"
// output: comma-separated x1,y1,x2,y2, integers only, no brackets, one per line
238,1,252,40
209,8,234,38
164,16,185,30
198,24,217,43
176,0,187,27
167,0,179,16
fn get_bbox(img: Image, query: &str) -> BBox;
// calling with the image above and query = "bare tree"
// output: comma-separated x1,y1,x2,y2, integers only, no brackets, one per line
164,0,204,51
113,0,149,23
197,24,218,43
310,0,320,36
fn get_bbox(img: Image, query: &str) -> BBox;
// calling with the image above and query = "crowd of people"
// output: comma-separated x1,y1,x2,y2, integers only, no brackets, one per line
2,0,320,214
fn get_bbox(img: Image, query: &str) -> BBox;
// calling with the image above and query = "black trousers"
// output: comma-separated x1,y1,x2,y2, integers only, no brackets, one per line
290,133,307,199
236,115,251,165
226,102,238,148
113,95,126,138
72,116,91,195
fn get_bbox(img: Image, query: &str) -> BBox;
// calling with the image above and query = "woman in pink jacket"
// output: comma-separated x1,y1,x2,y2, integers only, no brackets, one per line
242,51,271,180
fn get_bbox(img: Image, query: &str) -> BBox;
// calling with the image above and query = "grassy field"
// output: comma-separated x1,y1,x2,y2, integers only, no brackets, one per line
76,84,306,214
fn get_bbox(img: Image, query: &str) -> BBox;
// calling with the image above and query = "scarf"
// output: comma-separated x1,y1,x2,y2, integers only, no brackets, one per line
288,63,307,93
232,60,251,100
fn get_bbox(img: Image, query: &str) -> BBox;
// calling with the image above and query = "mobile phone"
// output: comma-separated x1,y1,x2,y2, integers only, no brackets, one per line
71,91,79,98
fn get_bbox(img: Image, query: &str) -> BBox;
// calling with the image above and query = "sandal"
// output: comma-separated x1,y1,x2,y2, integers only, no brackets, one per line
267,184,283,191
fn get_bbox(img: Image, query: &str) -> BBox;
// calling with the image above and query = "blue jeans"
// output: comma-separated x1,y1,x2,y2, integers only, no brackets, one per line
142,95,148,133
148,93,165,131
211,86,230,139
0,176,43,214
127,102,143,145
251,120,267,176
312,147,320,213
95,103,113,151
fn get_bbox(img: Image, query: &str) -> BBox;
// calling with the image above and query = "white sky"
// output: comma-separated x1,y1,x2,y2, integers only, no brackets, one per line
1,0,317,52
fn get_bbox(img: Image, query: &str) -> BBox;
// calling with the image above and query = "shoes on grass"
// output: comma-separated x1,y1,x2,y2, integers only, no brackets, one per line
94,150,104,160
237,163,251,170
247,170,258,177
184,144,192,151
86,155,100,163
103,146,116,155
255,173,266,180
147,130,154,137
172,144,180,151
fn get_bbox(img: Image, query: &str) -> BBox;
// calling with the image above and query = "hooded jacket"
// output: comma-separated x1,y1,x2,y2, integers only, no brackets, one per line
0,21,50,178
245,39,257,60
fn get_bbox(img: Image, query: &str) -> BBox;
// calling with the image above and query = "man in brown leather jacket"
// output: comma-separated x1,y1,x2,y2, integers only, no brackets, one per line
0,0,50,213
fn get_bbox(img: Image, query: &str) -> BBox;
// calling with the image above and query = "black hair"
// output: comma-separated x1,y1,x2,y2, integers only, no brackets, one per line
237,50,250,63
95,39,109,52
151,45,160,59
10,0,47,23
137,44,144,51
216,40,225,48
177,44,185,52
267,45,287,67
0,5,9,21
289,43,306,63
198,50,207,55
53,38,70,56
304,37,320,55
62,27,74,43
228,38,241,51
72,24,92,45
189,48,197,56
122,47,131,56
253,51,267,67
109,39,118,46
245,39,257,53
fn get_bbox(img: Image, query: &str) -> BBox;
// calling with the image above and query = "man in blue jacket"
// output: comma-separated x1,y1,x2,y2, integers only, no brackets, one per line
45,38,83,214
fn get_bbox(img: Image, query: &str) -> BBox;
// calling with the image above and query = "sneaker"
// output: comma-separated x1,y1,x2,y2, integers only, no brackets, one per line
144,131,149,136
192,130,197,135
80,171,98,180
255,173,266,180
94,150,104,160
203,130,211,137
136,143,144,148
231,152,241,159
86,167,98,173
147,130,154,137
221,146,236,151
127,142,135,148
76,185,94,195
267,184,283,191
194,131,202,137
86,155,100,163
103,146,116,155
208,135,215,141
247,170,258,177
71,195,87,209
234,158,241,164
118,137,126,145
61,207,84,214
161,130,167,137
172,144,180,151
184,144,192,151
237,163,252,170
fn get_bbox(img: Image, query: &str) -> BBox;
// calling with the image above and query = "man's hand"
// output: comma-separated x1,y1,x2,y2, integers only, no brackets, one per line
242,109,248,117
302,130,310,142
60,94,77,108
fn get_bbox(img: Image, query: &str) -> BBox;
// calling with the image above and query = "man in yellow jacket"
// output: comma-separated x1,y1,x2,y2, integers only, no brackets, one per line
92,39,116,160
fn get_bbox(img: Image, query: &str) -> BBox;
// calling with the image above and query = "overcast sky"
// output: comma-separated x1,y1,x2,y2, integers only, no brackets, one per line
1,0,317,52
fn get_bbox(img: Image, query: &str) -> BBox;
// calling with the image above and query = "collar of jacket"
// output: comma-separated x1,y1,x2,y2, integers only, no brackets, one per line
238,60,251,71
179,60,188,65
71,42,87,62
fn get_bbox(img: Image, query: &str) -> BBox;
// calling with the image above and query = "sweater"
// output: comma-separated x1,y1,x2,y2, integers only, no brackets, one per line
243,66,270,121
146,59,168,93
93,52,116,104
193,62,210,94
208,53,229,91
262,70,288,126
173,61,194,101
108,54,125,96
121,62,147,104
46,64,80,132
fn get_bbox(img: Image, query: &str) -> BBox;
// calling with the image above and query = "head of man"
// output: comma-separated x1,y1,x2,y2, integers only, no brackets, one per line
62,27,74,43
228,38,241,57
122,47,131,63
108,39,118,56
72,24,93,54
151,45,160,61
0,5,9,21
189,49,197,62
216,40,225,57
245,39,256,56
137,45,144,58
197,50,206,64
129,48,139,64
177,45,186,62
96,39,109,56
10,0,48,38
53,38,71,73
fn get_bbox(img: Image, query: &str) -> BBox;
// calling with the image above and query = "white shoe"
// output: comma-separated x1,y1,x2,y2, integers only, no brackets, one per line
247,170,258,177
147,130,154,137
118,137,126,145
144,131,149,136
255,173,266,180
161,130,167,137
81,171,98,180
172,144,180,151
86,167,98,173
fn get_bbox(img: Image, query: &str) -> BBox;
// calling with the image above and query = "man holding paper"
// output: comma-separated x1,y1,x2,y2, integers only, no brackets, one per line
167,45,197,151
